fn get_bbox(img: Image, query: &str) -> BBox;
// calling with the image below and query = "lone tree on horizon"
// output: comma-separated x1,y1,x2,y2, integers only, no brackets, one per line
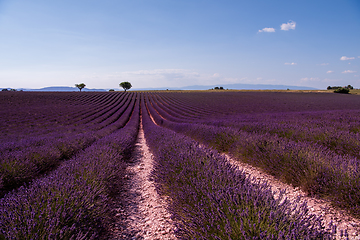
75,83,86,92
119,82,132,92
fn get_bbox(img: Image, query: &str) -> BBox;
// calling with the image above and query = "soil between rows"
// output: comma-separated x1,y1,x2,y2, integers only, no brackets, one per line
107,121,177,240
223,153,360,240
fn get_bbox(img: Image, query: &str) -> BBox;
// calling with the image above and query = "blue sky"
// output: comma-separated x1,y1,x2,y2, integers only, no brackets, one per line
0,0,359,89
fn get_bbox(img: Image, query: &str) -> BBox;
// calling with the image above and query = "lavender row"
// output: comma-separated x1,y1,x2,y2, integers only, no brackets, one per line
194,110,360,159
63,91,119,106
0,92,135,155
148,93,205,122
152,92,360,133
85,92,127,125
0,92,134,153
0,94,140,239
0,93,136,197
76,92,128,125
149,93,213,119
95,92,137,136
148,93,360,169
146,97,360,218
0,92,126,141
155,92,214,115
152,92,360,166
85,92,133,128
59,92,126,124
2,92,131,146
0,92,87,127
151,91,360,116
141,96,335,239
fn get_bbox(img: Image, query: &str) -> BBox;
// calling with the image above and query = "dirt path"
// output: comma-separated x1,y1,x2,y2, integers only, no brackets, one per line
108,121,177,239
223,153,360,240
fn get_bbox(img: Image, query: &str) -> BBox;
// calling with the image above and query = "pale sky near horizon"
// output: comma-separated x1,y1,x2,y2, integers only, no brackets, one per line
0,0,359,90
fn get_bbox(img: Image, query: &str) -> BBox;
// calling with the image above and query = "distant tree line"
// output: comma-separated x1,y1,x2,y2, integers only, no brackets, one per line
2,88,17,92
327,85,354,94
327,85,353,90
213,86,225,90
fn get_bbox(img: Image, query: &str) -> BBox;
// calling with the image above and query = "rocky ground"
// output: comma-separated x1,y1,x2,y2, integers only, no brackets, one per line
108,122,177,240
224,153,360,240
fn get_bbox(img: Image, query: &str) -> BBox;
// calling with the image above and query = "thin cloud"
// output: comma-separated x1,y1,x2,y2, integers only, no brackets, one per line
212,73,220,77
340,56,355,60
281,20,296,31
120,69,202,81
258,27,275,33
284,62,297,65
327,71,334,74
101,69,241,88
320,63,329,66
300,77,319,82
342,70,356,74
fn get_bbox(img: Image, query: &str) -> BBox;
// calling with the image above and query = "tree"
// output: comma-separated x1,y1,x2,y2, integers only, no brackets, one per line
334,87,349,94
119,82,132,92
75,83,86,92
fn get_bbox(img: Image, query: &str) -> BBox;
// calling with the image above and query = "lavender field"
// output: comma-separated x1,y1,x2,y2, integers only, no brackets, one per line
2,90,360,239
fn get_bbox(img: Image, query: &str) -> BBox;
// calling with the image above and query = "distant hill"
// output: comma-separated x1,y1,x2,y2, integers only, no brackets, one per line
133,83,318,91
19,86,108,92
183,83,318,90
